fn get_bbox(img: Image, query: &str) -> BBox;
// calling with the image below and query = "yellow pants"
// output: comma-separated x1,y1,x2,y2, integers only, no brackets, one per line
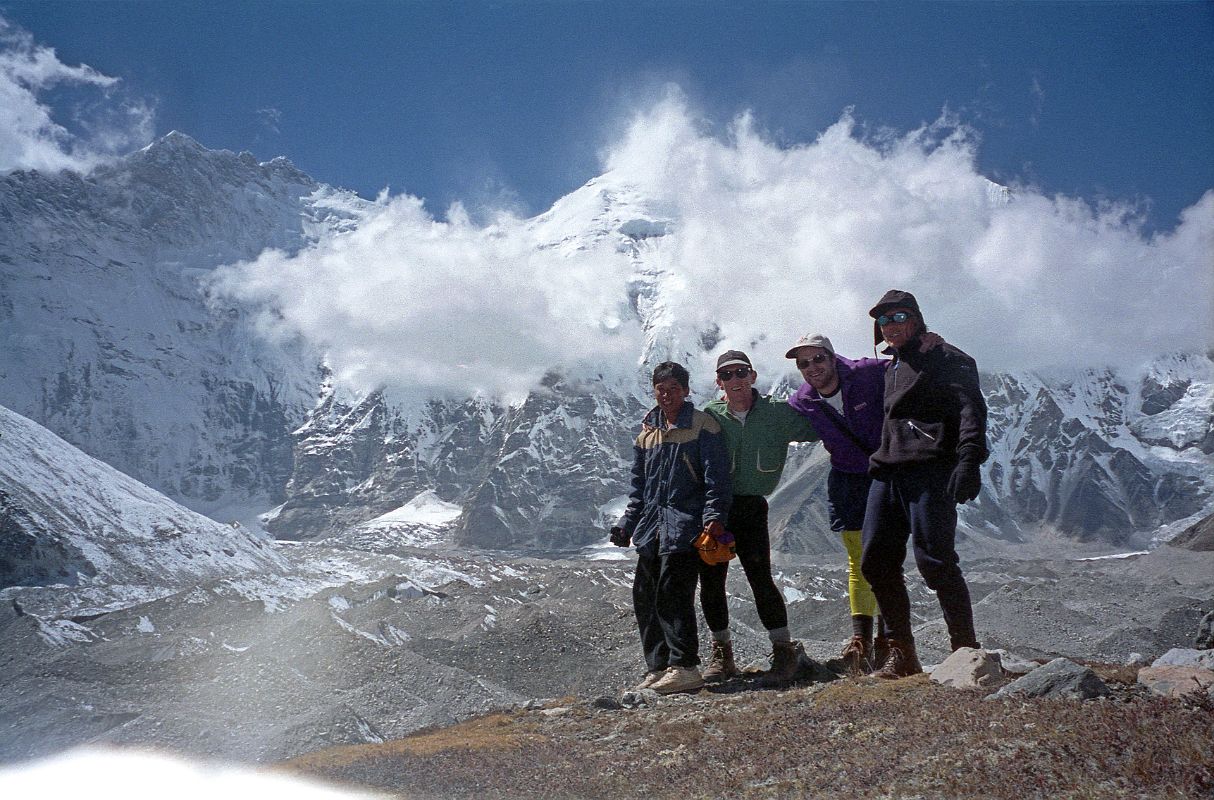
842,529,878,618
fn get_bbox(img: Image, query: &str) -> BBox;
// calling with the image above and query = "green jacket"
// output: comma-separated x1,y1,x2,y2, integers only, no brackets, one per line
704,390,820,497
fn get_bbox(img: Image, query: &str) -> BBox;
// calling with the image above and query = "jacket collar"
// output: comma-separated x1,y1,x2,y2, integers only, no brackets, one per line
707,389,764,419
886,334,924,364
646,399,696,429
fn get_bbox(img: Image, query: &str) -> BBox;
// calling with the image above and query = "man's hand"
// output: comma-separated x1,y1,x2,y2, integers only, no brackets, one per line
703,519,726,540
609,526,631,547
947,460,982,504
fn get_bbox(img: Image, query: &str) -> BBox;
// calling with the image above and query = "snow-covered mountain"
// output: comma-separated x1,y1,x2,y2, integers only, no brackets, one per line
2,135,1210,554
975,352,1214,545
0,132,371,517
0,404,284,588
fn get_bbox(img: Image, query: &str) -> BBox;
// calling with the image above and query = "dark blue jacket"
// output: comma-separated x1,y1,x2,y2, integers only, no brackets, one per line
787,356,887,474
617,400,732,556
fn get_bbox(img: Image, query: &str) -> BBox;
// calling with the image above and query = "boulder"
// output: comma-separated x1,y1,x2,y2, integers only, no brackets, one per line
931,648,1004,691
1152,647,1214,670
1137,665,1214,698
989,657,1110,701
1197,609,1214,650
619,690,657,708
985,648,1041,676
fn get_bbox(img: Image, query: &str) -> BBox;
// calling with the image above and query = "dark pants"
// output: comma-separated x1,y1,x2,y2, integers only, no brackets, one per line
634,550,701,670
699,495,788,634
827,469,872,532
860,464,978,649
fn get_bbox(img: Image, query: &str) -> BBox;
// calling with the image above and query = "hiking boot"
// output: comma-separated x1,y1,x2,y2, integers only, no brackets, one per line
759,641,802,687
650,665,705,695
702,641,739,683
840,635,872,674
633,669,665,691
872,635,890,670
871,638,923,679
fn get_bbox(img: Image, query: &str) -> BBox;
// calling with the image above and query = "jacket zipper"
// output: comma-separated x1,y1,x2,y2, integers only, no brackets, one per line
907,420,936,441
682,452,699,482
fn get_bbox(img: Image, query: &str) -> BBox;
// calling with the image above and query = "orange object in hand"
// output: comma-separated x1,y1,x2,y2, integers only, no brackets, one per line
694,526,736,566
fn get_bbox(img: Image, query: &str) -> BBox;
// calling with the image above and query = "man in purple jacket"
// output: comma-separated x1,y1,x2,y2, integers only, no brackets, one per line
786,333,889,671
786,329,944,672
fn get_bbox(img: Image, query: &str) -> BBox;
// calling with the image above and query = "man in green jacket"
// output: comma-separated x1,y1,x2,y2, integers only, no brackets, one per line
701,349,820,686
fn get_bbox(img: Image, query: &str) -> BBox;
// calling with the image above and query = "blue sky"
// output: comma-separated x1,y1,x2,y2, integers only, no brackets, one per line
3,1,1212,233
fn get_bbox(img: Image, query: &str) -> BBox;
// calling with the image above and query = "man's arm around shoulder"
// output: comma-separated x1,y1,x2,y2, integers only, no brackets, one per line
773,396,820,443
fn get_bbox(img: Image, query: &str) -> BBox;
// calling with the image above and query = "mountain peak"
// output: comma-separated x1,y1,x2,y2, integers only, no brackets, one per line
141,130,207,156
129,132,314,189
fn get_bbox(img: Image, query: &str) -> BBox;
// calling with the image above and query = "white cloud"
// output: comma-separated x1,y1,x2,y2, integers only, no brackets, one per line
257,107,282,135
0,16,154,173
214,194,641,401
1029,74,1045,128
598,90,1212,380
217,88,1213,399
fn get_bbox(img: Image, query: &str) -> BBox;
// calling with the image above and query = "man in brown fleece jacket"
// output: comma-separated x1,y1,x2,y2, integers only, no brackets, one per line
860,289,989,678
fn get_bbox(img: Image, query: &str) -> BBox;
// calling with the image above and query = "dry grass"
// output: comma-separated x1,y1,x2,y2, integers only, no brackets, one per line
281,679,1214,799
283,712,547,771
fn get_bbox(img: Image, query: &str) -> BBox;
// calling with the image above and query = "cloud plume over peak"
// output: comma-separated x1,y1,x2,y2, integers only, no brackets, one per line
218,91,1212,400
215,193,642,401
0,16,153,174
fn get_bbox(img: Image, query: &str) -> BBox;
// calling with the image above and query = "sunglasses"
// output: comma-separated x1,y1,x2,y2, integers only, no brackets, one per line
876,311,915,326
796,353,830,370
716,367,752,381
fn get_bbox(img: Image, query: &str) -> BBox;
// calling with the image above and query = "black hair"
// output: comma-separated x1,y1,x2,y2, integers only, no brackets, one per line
651,361,690,391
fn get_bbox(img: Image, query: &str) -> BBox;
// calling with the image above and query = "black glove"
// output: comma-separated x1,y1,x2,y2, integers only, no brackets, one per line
609,526,631,547
947,459,982,504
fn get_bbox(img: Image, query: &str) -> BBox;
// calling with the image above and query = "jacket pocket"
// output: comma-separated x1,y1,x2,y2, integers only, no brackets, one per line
888,418,946,458
755,448,784,474
659,506,700,554
906,420,941,442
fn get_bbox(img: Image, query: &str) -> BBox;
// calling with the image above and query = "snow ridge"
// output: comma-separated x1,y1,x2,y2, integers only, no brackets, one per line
0,404,285,588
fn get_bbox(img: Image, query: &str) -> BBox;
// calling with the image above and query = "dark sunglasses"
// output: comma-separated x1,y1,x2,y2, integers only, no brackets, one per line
796,353,830,369
876,311,915,326
716,367,752,381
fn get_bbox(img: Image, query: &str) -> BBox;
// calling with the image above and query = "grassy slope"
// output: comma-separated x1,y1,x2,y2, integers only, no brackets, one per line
283,674,1214,799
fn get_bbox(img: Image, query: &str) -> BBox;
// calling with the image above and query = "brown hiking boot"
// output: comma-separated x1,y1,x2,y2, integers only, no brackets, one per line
872,635,890,670
840,635,872,674
871,638,923,679
759,641,802,687
702,640,739,683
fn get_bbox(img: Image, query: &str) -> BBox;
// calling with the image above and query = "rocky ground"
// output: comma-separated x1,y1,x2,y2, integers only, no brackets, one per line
283,671,1214,799
2,536,1212,796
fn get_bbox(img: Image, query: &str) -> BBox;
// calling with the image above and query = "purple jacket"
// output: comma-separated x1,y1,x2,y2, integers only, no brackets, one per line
787,356,887,474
